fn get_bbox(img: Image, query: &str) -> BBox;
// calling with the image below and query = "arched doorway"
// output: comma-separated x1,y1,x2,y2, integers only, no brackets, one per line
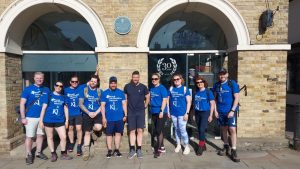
0,0,108,88
141,0,250,139
21,10,98,87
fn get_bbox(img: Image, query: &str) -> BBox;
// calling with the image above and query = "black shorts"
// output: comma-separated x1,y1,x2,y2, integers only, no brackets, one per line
44,122,65,128
82,114,102,132
69,115,83,126
127,114,145,131
151,113,167,136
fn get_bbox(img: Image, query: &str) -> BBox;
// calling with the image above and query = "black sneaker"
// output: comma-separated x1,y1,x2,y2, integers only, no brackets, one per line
196,146,203,156
106,150,113,159
154,151,160,158
36,152,48,160
26,154,33,165
77,145,82,156
113,150,122,157
51,152,58,162
218,144,230,156
67,143,75,152
231,149,240,162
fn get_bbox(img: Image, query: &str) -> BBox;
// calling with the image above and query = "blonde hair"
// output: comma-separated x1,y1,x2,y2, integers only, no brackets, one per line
151,73,161,79
34,72,44,77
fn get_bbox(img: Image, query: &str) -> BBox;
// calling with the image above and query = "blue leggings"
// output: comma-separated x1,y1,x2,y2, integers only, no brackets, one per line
195,111,210,141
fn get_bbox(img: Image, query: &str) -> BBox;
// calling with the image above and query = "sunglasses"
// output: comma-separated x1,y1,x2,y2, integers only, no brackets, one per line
173,78,181,82
152,78,159,81
71,81,78,83
55,84,63,88
196,81,204,84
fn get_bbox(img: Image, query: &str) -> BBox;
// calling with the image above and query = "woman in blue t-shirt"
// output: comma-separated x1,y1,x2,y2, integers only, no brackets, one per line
168,73,192,155
149,73,168,158
193,76,215,156
39,81,72,162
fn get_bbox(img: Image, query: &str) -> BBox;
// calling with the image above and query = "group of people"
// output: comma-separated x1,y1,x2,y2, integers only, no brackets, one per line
20,68,240,165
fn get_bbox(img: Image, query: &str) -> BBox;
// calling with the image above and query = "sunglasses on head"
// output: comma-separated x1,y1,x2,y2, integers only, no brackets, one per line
71,81,78,83
55,84,63,88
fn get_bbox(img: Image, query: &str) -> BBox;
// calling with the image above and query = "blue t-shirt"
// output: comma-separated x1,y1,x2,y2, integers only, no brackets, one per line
20,85,50,118
79,86,102,115
101,88,126,122
213,80,239,114
64,84,86,117
194,89,215,112
150,84,168,114
168,85,191,117
41,93,66,123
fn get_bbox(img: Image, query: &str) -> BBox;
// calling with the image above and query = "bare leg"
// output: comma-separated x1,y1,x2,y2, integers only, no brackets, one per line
106,136,113,150
137,129,143,146
55,126,67,151
129,130,136,147
25,137,33,155
76,125,82,145
229,127,237,148
93,124,102,131
221,126,229,144
68,126,74,143
84,131,91,147
114,133,122,149
45,127,55,152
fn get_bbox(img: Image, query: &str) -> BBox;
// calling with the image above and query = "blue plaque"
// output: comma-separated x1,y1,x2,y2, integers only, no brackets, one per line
114,16,132,35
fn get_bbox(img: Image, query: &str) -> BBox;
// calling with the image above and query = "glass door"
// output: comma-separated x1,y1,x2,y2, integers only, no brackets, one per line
148,52,227,139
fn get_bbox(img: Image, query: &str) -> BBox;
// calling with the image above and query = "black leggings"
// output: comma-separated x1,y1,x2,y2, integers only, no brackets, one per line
152,113,167,151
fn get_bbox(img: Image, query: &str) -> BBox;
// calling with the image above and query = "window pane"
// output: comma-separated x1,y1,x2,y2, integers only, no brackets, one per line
149,12,227,50
22,12,96,51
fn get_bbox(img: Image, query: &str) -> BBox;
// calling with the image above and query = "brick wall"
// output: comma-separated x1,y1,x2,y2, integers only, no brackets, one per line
230,0,289,44
236,51,287,138
0,53,23,152
97,52,148,90
84,0,159,47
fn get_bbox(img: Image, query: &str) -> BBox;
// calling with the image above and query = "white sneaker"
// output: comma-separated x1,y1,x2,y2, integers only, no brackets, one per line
183,145,190,155
174,144,181,153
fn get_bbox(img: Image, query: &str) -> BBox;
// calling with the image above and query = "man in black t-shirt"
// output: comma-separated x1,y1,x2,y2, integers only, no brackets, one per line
124,71,150,159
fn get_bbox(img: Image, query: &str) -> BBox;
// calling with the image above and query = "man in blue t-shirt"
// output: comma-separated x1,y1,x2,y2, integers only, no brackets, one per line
64,75,87,156
20,72,50,164
79,75,102,161
213,68,240,162
124,71,150,159
101,76,127,158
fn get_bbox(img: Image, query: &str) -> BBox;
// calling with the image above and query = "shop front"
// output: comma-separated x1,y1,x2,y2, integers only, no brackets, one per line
0,0,290,152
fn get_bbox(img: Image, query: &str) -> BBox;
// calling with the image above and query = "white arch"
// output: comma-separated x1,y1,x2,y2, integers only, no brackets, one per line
137,0,250,49
0,0,108,53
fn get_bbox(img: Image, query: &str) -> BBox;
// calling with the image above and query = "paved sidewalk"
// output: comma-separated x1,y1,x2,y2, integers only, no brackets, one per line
1,136,300,169
1,148,300,169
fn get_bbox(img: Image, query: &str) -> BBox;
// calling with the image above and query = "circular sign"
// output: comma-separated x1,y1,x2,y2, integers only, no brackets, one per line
114,16,132,35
